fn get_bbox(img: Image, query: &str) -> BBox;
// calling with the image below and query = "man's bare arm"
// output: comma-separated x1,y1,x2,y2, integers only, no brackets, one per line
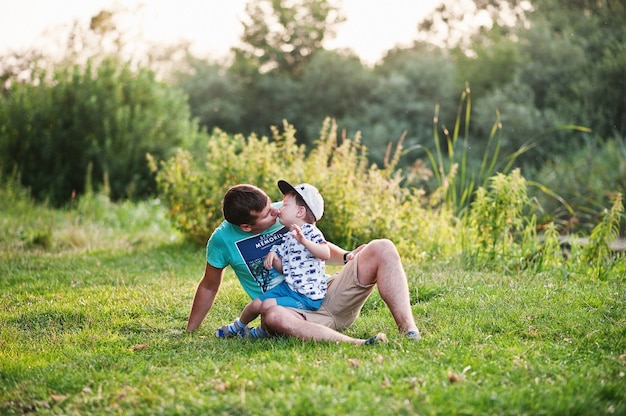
186,262,224,332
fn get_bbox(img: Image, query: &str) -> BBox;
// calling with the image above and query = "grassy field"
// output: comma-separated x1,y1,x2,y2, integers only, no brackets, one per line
1,193,625,415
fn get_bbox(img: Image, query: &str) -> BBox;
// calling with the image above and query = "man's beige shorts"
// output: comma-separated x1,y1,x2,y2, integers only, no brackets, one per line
295,254,374,330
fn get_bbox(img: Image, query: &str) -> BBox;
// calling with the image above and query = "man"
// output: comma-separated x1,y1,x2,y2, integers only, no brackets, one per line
186,183,422,344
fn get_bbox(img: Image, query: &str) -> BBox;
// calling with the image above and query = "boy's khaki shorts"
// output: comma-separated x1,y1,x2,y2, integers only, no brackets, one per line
294,253,374,330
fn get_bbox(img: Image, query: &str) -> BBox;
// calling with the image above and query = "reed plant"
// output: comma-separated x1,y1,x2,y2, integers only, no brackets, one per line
416,86,533,217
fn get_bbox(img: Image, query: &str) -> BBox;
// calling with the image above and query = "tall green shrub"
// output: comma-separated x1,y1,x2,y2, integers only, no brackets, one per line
150,118,459,258
149,124,304,244
462,168,539,270
572,193,624,280
0,58,200,205
150,110,622,277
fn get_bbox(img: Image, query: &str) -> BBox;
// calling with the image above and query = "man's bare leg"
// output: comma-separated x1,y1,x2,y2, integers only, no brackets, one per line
354,239,420,336
262,239,420,342
261,305,385,345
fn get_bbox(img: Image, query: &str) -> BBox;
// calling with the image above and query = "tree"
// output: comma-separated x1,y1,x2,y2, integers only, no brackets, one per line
233,0,345,77
1,49,45,96
0,58,200,205
417,0,532,50
360,44,459,167
296,50,376,145
174,59,245,134
238,72,302,137
472,0,626,139
591,40,626,137
452,28,521,101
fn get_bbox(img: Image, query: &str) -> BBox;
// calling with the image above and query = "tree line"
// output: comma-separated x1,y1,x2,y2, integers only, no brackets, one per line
175,0,624,166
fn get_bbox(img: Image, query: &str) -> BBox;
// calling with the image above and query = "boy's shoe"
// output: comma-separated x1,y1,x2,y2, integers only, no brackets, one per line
406,330,422,341
364,333,388,345
216,319,245,338
241,326,268,339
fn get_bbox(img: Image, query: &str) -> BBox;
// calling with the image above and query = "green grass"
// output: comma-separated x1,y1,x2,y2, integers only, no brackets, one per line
1,195,625,415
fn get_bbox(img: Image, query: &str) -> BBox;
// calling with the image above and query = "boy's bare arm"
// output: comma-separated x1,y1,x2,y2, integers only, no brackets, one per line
290,224,331,260
303,239,330,260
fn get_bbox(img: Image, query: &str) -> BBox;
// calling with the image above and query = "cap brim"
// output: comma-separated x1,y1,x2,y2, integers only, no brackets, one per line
277,180,297,195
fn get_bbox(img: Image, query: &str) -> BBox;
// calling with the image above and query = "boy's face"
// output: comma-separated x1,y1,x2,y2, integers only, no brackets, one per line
246,197,279,234
277,194,302,227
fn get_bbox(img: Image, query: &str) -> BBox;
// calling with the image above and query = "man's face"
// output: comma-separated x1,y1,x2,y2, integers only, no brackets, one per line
246,197,279,234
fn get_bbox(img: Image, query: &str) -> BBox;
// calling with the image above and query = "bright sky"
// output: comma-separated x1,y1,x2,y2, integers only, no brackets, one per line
0,0,442,65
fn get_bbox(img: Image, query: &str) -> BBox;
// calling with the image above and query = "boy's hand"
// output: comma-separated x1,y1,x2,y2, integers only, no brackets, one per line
264,252,277,269
289,224,305,244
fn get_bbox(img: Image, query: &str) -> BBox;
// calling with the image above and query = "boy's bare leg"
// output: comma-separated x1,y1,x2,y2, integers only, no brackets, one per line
239,297,264,325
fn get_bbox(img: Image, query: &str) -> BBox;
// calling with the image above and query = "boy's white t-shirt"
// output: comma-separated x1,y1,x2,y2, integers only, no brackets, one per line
270,223,327,300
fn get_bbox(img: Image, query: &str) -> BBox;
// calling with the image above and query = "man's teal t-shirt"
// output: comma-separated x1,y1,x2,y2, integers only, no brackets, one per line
206,203,289,299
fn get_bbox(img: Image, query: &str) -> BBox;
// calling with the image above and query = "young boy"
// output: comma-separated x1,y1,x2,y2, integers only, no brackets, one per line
216,180,331,338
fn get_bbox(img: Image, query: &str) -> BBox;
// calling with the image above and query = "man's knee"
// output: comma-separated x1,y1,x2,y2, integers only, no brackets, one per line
259,299,275,315
260,305,284,329
261,305,303,334
364,239,400,262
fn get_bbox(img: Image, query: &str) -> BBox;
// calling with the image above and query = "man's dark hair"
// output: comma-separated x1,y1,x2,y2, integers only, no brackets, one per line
222,184,268,225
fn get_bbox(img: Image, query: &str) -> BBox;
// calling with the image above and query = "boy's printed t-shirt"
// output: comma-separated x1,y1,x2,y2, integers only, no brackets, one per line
206,204,289,299
270,223,327,300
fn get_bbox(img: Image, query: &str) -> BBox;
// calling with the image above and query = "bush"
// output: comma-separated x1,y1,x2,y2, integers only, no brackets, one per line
462,168,538,270
152,116,624,279
150,118,457,260
0,57,201,205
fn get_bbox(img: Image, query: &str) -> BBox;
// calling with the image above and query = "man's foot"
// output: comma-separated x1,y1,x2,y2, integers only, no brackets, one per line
216,318,246,338
241,326,268,339
405,330,422,341
364,333,388,345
